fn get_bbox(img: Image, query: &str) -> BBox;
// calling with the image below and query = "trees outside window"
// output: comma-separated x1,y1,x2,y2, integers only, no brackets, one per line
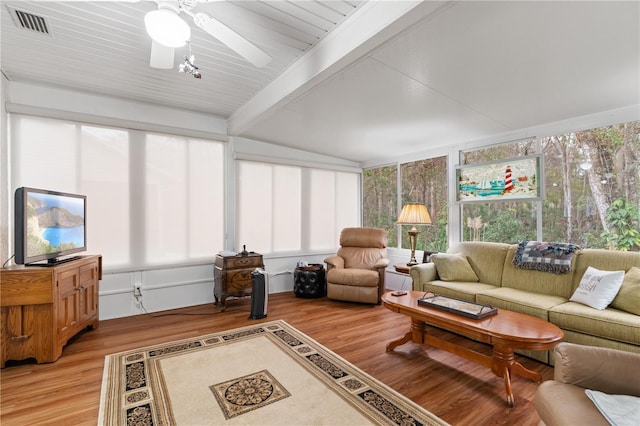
363,121,638,251
401,157,448,252
542,122,640,249
363,157,447,252
363,165,397,244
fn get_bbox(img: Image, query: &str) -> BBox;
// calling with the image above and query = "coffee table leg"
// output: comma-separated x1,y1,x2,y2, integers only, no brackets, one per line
386,318,425,351
492,344,543,407
501,366,514,407
510,361,543,383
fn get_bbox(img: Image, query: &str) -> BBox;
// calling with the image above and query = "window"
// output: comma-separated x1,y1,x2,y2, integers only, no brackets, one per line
363,156,448,252
10,114,224,268
542,122,640,249
401,157,448,252
460,139,537,243
237,161,360,254
144,134,224,265
459,123,640,249
237,162,301,254
363,165,398,244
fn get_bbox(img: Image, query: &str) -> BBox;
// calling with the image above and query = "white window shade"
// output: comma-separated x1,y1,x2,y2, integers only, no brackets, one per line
309,170,360,250
237,161,360,255
237,162,275,253
10,114,224,269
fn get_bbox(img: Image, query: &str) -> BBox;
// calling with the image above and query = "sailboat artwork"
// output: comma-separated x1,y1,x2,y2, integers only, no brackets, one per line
457,156,541,202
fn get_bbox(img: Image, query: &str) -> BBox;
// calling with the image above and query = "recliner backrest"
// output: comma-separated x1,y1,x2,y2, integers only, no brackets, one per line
337,227,387,269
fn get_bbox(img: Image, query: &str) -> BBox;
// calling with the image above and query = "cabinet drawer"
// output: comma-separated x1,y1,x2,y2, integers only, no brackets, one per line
225,270,253,291
226,256,263,269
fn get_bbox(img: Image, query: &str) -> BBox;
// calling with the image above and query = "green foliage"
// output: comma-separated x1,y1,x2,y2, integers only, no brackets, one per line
463,203,535,243
415,206,448,252
363,121,639,251
363,165,397,242
482,210,535,243
601,198,640,251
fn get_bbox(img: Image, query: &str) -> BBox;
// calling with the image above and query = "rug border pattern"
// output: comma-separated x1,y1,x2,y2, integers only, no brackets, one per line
98,320,447,426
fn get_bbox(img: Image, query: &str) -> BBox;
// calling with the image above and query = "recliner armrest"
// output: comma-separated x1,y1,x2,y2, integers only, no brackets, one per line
324,255,344,269
373,259,389,269
554,342,640,396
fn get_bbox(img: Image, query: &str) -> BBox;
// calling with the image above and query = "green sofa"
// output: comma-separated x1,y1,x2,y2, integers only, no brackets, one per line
409,241,640,364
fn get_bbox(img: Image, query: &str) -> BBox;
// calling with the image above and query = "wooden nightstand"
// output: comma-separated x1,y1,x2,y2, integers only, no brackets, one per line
214,253,263,312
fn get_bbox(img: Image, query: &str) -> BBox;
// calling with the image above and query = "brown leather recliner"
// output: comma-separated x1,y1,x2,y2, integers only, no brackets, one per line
324,227,389,304
535,342,640,426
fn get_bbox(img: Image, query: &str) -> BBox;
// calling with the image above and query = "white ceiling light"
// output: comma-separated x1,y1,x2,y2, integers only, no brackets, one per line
144,6,190,48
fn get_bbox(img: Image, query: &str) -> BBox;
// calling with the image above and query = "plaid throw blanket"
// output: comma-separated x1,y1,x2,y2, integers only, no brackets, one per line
513,241,581,274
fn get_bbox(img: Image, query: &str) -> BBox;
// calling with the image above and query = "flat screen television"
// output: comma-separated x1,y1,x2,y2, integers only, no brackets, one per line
14,187,87,266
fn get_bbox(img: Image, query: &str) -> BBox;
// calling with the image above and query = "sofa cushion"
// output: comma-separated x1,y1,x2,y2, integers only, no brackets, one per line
327,268,379,287
502,246,576,298
476,287,566,320
571,249,640,294
423,280,498,303
432,253,478,282
549,302,640,345
561,330,640,356
569,267,625,310
611,267,640,315
447,241,510,286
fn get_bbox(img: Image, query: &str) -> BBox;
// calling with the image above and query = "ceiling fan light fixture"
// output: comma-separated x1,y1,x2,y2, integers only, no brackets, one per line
144,9,190,48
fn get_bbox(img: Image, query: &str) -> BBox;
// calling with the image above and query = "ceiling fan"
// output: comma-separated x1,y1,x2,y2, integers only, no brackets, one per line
144,0,271,70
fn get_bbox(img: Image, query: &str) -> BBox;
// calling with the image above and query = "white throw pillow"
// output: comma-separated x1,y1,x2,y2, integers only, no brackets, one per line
570,267,625,310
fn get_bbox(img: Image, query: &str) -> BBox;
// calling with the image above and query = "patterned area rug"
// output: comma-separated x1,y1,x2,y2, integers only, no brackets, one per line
98,320,447,425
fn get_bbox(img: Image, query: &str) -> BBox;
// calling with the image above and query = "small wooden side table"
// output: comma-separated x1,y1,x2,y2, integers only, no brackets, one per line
214,253,263,311
393,263,411,275
391,263,412,295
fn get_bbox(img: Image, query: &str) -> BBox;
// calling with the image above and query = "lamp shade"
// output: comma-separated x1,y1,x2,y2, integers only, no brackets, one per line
397,203,432,225
145,9,191,48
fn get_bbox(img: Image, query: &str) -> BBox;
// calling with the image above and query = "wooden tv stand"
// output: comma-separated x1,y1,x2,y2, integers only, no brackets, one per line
0,255,102,368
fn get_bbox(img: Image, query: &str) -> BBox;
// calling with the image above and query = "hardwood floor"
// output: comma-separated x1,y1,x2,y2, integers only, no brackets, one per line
0,292,552,425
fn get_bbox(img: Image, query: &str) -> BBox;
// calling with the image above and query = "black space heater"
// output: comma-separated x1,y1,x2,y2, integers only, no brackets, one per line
249,268,268,320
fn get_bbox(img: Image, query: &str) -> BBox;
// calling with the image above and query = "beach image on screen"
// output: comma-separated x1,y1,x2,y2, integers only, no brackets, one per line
26,192,85,257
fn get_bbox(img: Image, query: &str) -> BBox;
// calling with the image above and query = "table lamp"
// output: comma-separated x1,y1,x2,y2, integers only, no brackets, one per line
397,203,432,266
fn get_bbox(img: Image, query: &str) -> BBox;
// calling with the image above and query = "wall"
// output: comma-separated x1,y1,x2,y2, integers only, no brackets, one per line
1,82,359,320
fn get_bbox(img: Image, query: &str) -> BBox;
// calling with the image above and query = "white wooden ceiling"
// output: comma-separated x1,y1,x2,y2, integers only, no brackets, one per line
2,1,639,164
1,0,364,117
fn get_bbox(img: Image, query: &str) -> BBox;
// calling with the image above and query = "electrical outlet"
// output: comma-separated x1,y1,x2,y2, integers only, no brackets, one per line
134,283,142,298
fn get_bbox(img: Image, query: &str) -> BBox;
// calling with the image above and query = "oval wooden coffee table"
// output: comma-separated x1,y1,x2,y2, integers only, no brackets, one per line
382,291,564,406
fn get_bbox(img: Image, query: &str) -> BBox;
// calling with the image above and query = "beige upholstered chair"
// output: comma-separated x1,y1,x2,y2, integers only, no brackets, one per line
324,227,389,304
535,343,640,426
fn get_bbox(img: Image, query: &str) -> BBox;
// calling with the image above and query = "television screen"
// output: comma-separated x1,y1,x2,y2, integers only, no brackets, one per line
15,187,87,265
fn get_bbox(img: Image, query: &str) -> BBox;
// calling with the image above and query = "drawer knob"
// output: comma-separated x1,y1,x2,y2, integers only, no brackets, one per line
10,335,30,342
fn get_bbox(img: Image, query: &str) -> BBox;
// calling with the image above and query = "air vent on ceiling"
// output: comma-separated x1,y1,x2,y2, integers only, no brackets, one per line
7,6,52,35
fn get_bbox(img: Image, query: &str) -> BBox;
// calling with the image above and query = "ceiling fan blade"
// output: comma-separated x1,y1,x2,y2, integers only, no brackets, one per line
192,12,270,68
150,40,175,69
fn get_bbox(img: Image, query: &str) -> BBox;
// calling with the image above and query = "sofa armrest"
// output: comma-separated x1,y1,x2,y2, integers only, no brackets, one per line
324,255,344,270
554,342,640,396
409,263,438,290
